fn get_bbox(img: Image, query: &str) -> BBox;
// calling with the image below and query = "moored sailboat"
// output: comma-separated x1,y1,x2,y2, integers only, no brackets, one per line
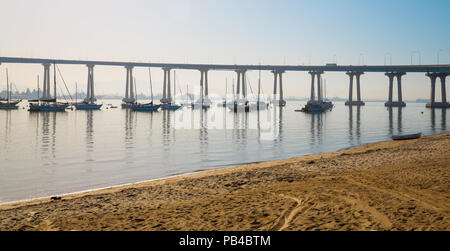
132,68,161,112
74,66,102,110
162,70,182,111
0,69,21,110
28,64,69,112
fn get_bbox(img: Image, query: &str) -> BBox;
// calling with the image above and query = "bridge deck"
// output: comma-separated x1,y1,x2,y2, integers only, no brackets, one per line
1,57,450,73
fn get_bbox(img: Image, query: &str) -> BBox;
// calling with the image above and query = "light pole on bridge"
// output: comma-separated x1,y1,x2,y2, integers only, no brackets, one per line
437,49,444,65
358,53,364,66
411,51,421,65
384,53,392,66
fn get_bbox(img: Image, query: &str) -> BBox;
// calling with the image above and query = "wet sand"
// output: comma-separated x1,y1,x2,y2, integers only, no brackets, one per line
1,132,449,231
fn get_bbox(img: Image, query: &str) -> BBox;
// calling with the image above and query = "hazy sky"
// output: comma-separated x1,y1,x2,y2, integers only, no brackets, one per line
1,0,449,100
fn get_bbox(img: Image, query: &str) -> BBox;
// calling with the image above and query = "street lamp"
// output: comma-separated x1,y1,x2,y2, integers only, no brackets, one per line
437,49,444,65
359,53,364,65
384,53,392,66
411,51,421,65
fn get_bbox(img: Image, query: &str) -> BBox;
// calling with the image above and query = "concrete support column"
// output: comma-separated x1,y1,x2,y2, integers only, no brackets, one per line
42,64,48,99
439,73,448,104
90,66,94,100
86,67,91,101
279,72,283,104
385,72,406,107
123,66,135,104
242,71,246,98
160,68,171,104
46,64,51,98
396,72,405,103
386,73,394,102
204,70,209,97
347,72,354,103
200,70,204,103
41,63,52,99
162,69,167,100
167,68,171,101
236,71,241,98
356,72,363,102
309,71,315,101
346,72,365,106
125,67,130,99
427,73,437,105
85,65,95,103
317,72,323,102
272,71,278,97
130,67,134,100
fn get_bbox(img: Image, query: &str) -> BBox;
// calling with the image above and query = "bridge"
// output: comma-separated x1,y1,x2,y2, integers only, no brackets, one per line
1,56,450,108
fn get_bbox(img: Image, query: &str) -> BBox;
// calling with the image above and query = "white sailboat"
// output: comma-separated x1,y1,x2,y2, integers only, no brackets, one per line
0,69,21,109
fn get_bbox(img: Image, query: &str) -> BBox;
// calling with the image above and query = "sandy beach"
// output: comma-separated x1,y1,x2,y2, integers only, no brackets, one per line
0,132,449,231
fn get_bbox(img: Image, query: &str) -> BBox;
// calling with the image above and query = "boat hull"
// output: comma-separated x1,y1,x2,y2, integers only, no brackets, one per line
162,104,182,111
131,104,161,112
28,103,69,112
392,133,422,141
74,104,103,110
0,105,19,110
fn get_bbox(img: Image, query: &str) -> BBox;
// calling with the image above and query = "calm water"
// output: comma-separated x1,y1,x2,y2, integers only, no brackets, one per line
0,101,448,203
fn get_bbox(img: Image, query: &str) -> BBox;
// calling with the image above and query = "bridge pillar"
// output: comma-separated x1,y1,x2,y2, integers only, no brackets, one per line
84,65,96,103
199,69,211,105
160,68,172,104
308,71,323,103
235,70,246,100
204,70,209,97
317,72,322,102
308,71,315,101
122,66,136,105
41,63,51,100
345,72,365,106
236,70,241,100
271,70,286,106
385,72,406,107
426,73,450,108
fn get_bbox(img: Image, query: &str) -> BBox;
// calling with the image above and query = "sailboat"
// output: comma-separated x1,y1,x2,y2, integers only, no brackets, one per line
29,64,69,112
298,77,333,113
74,67,102,110
0,69,21,110
217,78,228,107
132,68,161,112
251,67,269,111
228,73,250,112
161,70,182,111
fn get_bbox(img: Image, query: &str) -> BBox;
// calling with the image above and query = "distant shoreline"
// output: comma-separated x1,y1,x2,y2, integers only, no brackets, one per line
1,132,449,231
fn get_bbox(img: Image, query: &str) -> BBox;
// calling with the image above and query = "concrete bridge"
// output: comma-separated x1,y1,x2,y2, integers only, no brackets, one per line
1,57,450,108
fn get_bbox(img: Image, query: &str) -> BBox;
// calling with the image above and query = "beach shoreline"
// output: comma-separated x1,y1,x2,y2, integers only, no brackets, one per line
1,132,449,231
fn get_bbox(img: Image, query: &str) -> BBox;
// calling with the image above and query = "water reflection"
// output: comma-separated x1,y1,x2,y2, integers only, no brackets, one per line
310,112,323,146
388,107,403,135
124,109,136,166
430,108,447,131
2,111,12,150
85,111,94,162
348,106,361,144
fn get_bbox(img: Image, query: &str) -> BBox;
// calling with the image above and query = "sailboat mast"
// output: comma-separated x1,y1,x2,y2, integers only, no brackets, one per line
174,71,176,104
225,78,228,103
233,79,235,101
6,68,9,103
37,75,40,104
134,77,137,103
53,64,57,101
75,82,78,104
148,68,154,104
258,66,261,104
